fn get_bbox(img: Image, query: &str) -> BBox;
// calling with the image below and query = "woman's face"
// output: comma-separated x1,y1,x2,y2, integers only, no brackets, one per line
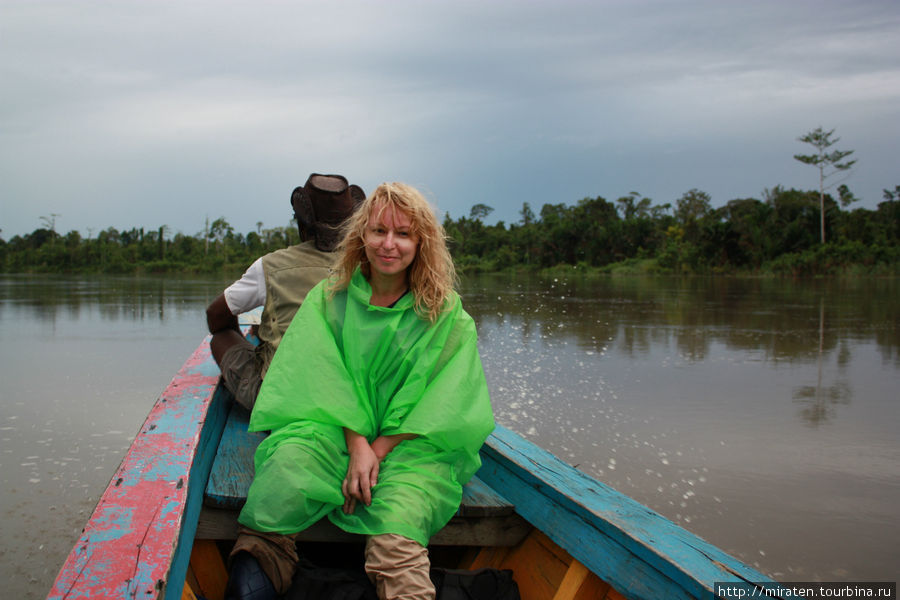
364,204,419,280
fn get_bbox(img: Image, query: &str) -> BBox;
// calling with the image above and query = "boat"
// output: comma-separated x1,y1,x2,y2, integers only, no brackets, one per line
47,325,782,600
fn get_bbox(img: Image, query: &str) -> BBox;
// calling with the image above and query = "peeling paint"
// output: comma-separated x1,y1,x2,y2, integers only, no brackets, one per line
47,337,222,600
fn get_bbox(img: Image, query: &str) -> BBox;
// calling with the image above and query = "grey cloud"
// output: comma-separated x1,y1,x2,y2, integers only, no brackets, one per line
2,0,899,238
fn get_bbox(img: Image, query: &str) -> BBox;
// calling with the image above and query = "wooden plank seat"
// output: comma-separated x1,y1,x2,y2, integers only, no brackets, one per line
197,400,530,547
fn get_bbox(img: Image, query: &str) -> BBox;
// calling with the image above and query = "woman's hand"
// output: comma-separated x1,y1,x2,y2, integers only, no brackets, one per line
371,433,416,461
341,431,418,514
342,429,379,514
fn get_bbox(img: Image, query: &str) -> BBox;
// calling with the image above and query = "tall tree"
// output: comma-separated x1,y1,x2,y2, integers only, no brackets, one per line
675,189,711,224
616,192,652,220
469,203,494,221
793,127,856,244
519,202,535,226
208,217,234,255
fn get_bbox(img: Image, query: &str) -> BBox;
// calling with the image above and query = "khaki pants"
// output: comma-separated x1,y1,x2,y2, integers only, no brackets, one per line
365,533,435,600
231,528,435,600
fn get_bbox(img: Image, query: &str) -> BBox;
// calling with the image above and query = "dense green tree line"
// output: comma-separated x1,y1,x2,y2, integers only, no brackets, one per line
3,185,899,276
442,185,899,275
0,220,301,274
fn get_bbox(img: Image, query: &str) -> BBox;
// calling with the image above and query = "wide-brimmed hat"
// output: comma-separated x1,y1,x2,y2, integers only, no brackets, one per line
291,174,365,251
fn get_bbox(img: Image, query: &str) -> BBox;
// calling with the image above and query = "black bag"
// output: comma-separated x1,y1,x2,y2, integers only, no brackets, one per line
284,559,520,600
284,557,377,600
431,567,521,600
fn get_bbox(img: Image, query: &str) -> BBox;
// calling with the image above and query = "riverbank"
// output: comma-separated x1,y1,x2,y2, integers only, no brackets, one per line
5,243,899,278
483,241,900,279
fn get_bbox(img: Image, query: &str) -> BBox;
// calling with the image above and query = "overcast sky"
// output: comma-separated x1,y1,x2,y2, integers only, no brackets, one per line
2,0,898,240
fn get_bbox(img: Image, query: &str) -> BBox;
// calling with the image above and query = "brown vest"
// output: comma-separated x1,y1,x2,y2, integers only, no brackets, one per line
258,241,334,376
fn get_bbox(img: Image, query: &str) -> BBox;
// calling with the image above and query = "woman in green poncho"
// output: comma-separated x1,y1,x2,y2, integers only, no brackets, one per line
226,182,495,600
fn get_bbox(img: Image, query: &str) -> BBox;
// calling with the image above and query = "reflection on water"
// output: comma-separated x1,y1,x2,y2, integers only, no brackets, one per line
1,273,898,597
792,298,853,427
0,273,235,324
464,273,899,368
460,272,899,582
463,273,898,424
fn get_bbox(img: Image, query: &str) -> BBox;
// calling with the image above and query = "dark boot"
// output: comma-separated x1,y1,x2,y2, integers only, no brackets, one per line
225,551,278,600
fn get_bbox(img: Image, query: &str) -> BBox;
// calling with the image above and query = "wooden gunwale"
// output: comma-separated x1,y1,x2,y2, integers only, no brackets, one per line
477,426,782,600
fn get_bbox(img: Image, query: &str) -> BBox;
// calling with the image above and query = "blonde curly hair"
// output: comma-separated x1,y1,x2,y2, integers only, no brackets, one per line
330,182,457,322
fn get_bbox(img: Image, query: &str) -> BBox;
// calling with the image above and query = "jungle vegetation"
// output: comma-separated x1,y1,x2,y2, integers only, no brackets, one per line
3,184,898,277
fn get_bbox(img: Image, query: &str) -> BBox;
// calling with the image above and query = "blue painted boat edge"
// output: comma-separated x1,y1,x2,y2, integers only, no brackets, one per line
163,378,232,600
479,424,779,600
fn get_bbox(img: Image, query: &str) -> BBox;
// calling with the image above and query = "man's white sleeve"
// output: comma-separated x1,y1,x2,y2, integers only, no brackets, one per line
223,258,266,314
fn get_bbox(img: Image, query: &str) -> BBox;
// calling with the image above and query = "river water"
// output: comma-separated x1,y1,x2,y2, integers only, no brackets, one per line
1,273,898,598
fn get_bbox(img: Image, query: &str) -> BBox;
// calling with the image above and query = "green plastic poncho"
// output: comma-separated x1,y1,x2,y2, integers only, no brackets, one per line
237,270,495,546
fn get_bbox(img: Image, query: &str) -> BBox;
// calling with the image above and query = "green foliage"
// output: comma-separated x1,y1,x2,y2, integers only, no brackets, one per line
1,218,303,275
440,184,897,276
469,203,494,221
793,127,856,244
766,241,900,277
793,127,856,173
3,184,898,277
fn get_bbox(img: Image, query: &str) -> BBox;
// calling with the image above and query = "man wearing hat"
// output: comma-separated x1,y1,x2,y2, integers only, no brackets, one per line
206,173,365,411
